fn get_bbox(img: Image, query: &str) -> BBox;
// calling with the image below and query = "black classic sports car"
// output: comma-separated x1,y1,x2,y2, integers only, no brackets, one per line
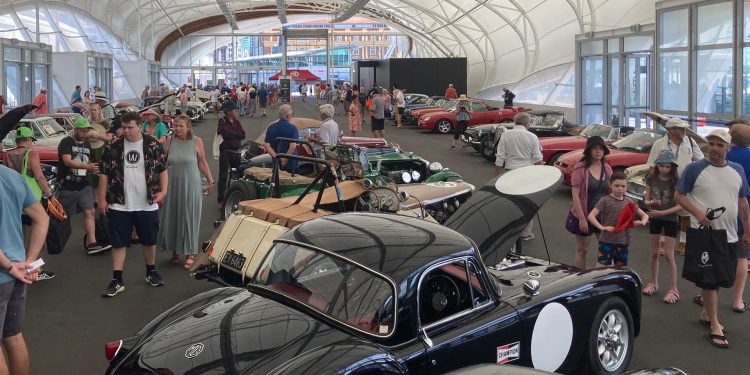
104,166,643,374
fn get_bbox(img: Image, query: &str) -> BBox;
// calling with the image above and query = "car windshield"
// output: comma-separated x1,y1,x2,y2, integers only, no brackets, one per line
256,241,397,337
611,130,663,152
580,124,614,139
34,118,67,137
443,101,457,111
530,113,563,128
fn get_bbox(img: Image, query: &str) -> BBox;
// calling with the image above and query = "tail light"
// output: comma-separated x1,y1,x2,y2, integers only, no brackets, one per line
203,240,214,256
105,340,123,361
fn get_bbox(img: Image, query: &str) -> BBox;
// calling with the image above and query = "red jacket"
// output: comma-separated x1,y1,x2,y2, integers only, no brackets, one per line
445,87,457,99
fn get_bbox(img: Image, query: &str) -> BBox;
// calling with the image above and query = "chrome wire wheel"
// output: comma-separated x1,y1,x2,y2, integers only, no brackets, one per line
223,190,242,220
596,309,629,372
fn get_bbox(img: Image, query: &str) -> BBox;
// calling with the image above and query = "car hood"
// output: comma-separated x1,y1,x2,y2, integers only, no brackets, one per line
445,166,562,265
465,124,497,133
539,136,585,149
118,288,354,374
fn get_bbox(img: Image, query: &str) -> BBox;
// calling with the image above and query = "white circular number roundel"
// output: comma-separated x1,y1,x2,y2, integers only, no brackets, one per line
530,302,573,372
495,165,561,195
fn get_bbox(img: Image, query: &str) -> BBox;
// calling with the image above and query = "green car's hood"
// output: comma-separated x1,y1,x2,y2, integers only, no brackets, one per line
367,151,421,162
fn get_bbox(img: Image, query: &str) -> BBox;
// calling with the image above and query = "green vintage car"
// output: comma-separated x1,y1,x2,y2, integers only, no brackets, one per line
221,139,472,223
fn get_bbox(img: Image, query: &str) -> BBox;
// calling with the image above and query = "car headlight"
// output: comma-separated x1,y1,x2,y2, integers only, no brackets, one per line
411,170,421,182
401,171,412,183
422,116,431,122
429,162,443,172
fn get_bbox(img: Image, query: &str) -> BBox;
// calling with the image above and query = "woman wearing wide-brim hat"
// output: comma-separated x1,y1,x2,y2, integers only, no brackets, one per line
567,135,612,269
140,108,169,143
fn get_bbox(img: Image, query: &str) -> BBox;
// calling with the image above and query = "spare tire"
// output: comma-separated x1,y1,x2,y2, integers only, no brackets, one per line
222,181,257,220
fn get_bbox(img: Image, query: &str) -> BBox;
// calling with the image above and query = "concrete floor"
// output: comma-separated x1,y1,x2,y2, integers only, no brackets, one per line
24,100,748,374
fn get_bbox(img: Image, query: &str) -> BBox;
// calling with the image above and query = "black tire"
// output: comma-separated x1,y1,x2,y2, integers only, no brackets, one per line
586,297,634,375
480,135,496,163
435,119,452,134
222,181,257,220
547,152,564,166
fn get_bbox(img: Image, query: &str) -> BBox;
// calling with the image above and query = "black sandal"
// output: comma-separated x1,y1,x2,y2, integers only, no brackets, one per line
699,319,727,333
732,301,747,313
693,295,704,306
705,333,730,349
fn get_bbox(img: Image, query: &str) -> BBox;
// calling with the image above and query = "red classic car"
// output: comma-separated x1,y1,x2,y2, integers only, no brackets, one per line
553,128,706,185
539,124,634,164
0,144,59,166
338,136,401,152
406,99,454,122
418,100,530,134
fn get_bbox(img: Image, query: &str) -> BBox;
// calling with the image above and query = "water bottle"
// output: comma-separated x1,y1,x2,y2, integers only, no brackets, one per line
201,176,209,196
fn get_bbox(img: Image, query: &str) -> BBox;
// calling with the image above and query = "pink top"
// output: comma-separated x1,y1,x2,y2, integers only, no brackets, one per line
32,93,47,114
570,161,612,218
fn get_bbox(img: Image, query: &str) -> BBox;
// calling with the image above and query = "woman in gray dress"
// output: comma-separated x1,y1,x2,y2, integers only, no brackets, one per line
158,115,214,269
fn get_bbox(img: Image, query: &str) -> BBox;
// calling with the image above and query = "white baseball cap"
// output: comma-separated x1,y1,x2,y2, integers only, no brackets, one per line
706,128,731,144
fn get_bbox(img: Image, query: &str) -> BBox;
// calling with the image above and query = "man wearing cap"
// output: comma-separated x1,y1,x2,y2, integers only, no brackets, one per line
502,88,515,109
675,128,750,349
58,117,109,255
32,88,47,115
647,117,705,255
495,111,544,241
216,103,245,206
444,84,457,99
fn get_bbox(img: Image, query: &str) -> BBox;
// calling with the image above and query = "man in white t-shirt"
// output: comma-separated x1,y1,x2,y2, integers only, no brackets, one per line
676,128,750,349
393,84,405,128
98,112,168,297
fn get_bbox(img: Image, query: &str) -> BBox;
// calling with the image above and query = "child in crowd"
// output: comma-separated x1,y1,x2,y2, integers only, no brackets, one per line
588,171,649,268
642,150,681,303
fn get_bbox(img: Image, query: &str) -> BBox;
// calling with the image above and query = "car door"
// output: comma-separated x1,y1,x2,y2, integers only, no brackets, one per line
469,102,489,125
418,258,524,374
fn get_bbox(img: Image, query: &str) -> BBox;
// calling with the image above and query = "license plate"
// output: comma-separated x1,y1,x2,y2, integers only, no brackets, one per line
221,250,246,270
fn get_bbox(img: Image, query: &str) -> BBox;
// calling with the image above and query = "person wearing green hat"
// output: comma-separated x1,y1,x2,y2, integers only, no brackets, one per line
57,116,110,256
3,127,55,281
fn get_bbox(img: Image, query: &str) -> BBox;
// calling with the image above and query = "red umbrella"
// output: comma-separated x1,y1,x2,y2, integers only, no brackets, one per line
0,104,38,141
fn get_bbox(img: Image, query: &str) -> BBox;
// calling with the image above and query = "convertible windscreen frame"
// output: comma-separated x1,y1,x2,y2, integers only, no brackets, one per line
417,256,496,331
253,239,399,339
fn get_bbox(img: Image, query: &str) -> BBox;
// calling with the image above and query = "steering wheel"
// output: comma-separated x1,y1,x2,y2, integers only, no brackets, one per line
420,274,461,324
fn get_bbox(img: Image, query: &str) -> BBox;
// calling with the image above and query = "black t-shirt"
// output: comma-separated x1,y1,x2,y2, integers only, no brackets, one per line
345,89,353,101
57,136,92,191
248,90,257,99
504,91,515,107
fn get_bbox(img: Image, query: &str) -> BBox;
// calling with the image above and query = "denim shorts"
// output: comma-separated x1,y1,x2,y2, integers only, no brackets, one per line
598,242,629,267
107,209,159,248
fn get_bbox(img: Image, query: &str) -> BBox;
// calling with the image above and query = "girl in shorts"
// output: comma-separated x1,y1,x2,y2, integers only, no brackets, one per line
642,149,681,303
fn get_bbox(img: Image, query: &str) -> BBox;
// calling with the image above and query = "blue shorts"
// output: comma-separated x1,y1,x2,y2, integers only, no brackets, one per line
598,242,629,266
107,209,159,248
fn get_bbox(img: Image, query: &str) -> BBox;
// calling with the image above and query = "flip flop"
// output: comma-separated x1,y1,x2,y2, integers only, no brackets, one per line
642,282,658,296
663,289,680,304
705,333,730,349
732,301,747,313
693,295,704,306
699,320,727,333
183,256,195,270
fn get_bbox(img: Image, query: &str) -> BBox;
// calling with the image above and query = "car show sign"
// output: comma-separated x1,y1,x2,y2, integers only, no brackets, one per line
279,77,291,103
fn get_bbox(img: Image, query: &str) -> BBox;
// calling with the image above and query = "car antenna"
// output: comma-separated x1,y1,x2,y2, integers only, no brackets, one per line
535,213,552,265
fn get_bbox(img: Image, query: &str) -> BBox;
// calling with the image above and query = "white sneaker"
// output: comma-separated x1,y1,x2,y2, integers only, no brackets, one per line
520,233,535,241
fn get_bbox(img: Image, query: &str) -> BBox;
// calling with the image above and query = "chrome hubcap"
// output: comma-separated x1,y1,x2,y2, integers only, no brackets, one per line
597,309,629,372
224,192,241,219
438,122,450,133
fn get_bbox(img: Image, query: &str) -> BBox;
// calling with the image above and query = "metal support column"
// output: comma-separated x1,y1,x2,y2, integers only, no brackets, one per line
326,29,330,83
281,30,287,75
35,2,40,44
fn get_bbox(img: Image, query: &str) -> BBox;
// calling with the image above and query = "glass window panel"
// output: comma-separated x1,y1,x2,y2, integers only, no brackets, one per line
697,2,733,46
610,56,620,106
580,40,604,56
696,48,733,115
624,36,653,52
659,9,689,48
515,64,569,105
745,1,750,43
34,64,47,95
582,57,603,104
4,47,21,62
5,62,20,107
659,51,689,111
626,56,649,108
546,64,575,107
583,105,604,124
743,47,750,115
608,38,620,54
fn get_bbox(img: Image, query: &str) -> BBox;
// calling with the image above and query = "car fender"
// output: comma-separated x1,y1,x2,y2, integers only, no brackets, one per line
425,170,462,183
269,339,407,375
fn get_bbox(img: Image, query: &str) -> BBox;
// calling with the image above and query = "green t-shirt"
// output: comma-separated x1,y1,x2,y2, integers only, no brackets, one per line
141,121,169,140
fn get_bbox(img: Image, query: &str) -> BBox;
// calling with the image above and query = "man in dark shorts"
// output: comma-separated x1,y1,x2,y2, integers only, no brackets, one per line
675,128,750,348
98,112,168,297
58,117,110,257
0,164,49,373
370,89,385,138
